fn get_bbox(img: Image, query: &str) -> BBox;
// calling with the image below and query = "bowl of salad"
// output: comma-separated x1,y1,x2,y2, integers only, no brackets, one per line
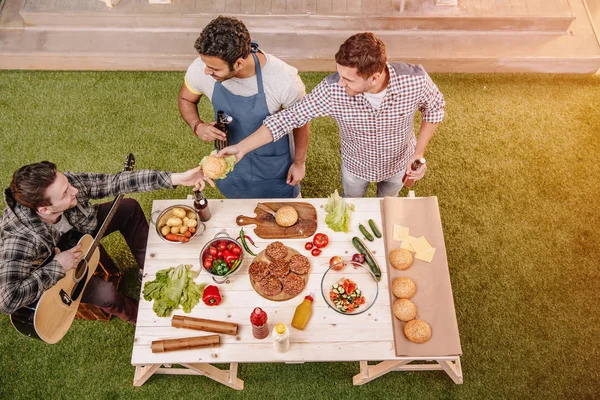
320,260,379,315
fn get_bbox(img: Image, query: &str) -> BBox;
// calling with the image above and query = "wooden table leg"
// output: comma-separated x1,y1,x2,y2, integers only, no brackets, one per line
181,362,244,390
437,357,463,384
133,364,161,387
353,360,411,385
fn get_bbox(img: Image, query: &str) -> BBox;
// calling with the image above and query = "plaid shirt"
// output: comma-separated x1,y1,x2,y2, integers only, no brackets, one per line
0,170,173,314
264,63,445,182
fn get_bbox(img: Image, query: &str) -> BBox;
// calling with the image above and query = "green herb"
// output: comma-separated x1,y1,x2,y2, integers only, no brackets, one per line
142,264,206,317
324,190,355,233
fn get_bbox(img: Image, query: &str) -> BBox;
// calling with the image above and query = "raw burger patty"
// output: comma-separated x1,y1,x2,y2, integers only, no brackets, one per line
249,261,270,282
265,241,288,261
260,276,283,296
283,273,304,296
289,254,310,275
269,260,290,279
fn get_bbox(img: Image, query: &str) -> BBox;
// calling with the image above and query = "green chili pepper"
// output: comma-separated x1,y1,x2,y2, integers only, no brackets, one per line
239,228,257,257
223,258,242,278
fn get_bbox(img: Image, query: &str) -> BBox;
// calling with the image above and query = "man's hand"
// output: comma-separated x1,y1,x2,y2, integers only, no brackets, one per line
286,161,305,186
195,122,227,142
54,244,83,273
405,154,427,182
171,166,215,191
216,145,245,164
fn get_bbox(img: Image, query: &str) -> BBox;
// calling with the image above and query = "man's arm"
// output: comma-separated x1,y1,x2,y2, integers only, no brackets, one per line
178,83,226,142
287,123,310,186
218,79,332,162
406,74,446,181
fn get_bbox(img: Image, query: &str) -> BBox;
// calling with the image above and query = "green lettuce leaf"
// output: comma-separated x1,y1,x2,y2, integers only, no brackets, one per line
324,189,355,233
142,264,205,317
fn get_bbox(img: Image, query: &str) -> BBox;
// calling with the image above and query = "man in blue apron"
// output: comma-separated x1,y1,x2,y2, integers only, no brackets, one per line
178,16,309,199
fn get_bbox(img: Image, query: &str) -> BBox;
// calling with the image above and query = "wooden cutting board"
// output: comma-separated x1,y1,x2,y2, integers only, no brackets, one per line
236,202,317,239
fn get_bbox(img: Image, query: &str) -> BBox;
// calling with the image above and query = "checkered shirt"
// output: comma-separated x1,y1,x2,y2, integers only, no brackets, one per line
264,63,445,182
0,170,173,314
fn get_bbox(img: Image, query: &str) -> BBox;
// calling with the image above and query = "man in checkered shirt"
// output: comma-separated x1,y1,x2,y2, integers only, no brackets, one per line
217,32,445,197
0,162,212,324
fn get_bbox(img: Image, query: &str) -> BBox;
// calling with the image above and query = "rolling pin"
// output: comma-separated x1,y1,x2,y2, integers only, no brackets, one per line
172,315,239,335
151,335,220,353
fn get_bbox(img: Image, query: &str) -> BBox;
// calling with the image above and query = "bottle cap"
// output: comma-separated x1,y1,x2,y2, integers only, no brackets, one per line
305,292,314,302
275,323,286,334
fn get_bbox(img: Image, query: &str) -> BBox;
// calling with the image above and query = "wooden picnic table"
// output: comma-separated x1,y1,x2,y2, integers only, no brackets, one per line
131,197,462,389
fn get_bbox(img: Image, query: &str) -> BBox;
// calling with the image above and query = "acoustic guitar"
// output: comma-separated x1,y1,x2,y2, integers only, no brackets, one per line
10,154,135,344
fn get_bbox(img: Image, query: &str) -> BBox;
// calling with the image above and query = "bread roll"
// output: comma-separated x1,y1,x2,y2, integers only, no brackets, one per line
389,248,413,270
275,206,298,227
403,319,432,344
393,298,417,321
392,277,416,299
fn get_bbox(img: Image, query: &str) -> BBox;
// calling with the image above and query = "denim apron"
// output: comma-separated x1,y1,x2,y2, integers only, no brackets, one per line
213,46,299,199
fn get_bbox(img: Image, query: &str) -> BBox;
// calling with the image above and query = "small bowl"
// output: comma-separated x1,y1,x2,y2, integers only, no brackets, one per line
150,204,206,244
199,231,245,284
320,261,379,315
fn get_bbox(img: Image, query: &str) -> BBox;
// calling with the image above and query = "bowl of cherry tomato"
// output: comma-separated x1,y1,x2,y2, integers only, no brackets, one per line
199,231,245,284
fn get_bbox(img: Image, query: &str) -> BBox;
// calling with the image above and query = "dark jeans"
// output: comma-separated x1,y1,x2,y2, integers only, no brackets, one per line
81,198,148,324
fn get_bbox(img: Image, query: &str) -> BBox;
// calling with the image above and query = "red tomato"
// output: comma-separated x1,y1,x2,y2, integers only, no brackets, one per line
217,251,223,258
311,248,321,256
313,233,329,248
209,247,218,257
227,242,236,250
203,259,212,269
231,245,242,255
218,242,227,251
305,242,314,250
205,254,214,262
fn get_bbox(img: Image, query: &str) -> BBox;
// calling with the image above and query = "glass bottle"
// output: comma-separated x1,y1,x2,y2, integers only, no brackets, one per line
214,110,232,151
250,307,269,340
291,293,314,330
193,190,211,222
402,158,426,188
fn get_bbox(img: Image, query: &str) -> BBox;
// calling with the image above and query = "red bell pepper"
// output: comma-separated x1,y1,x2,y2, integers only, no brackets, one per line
202,285,221,306
222,250,239,266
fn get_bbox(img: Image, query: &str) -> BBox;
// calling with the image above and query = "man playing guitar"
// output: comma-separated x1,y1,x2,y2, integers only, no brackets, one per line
0,161,213,325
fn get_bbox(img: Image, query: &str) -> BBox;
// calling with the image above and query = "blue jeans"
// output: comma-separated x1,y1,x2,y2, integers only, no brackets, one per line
341,164,405,198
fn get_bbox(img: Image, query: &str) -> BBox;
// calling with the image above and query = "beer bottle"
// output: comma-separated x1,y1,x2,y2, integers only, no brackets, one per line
402,158,426,188
214,110,232,151
193,190,211,222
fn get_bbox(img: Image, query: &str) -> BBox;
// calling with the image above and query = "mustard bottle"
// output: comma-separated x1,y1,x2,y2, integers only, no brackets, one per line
291,293,314,330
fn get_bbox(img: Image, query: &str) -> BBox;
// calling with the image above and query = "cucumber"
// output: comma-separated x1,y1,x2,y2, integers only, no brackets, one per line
359,224,374,241
352,237,382,281
368,219,382,238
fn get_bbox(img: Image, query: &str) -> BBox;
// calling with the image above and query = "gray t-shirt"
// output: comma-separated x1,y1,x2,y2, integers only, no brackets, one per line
184,51,306,115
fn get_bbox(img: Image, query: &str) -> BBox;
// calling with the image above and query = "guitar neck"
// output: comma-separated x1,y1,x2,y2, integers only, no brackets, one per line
85,195,124,261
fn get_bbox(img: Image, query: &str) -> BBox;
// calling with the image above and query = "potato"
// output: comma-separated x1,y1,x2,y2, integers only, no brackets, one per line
186,211,197,220
160,225,171,236
179,225,189,234
186,218,198,228
170,226,180,234
182,217,189,226
166,217,183,227
172,208,187,219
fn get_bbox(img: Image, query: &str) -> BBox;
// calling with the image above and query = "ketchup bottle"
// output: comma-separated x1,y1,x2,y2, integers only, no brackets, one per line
402,158,426,188
250,307,269,339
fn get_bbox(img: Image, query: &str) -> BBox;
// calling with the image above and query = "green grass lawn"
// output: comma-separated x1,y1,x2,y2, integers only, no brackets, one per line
0,71,599,399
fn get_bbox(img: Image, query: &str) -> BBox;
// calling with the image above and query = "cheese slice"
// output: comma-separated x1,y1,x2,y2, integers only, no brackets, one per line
393,224,410,241
415,247,436,263
409,236,432,255
400,240,415,252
